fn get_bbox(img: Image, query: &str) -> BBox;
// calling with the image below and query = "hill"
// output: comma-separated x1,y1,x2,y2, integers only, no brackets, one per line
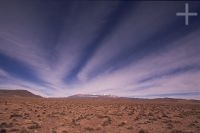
67,94,120,99
0,89,41,98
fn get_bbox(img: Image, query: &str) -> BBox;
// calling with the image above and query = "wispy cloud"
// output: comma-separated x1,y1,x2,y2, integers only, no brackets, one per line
0,1,199,99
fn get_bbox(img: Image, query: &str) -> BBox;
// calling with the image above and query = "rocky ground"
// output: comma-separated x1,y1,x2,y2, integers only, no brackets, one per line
0,97,199,133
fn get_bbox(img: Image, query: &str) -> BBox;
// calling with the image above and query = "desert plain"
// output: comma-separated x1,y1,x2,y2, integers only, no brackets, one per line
0,91,200,133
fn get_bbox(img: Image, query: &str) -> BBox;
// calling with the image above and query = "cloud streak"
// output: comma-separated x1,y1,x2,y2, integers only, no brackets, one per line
0,1,199,99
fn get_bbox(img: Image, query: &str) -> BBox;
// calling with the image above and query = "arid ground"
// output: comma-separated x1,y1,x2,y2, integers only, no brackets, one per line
0,96,200,133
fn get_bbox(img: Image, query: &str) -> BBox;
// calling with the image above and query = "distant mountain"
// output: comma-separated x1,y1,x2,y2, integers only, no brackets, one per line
68,94,119,98
0,89,41,98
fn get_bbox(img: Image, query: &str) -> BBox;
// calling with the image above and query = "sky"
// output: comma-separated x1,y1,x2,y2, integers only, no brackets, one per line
0,0,200,99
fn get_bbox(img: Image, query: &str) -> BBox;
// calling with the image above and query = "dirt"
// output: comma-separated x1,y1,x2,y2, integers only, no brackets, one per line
0,97,199,133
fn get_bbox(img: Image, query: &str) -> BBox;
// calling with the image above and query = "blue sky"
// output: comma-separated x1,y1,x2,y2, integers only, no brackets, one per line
0,1,200,99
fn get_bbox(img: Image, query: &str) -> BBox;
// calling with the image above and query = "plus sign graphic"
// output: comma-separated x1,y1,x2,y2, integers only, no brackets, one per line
176,3,198,25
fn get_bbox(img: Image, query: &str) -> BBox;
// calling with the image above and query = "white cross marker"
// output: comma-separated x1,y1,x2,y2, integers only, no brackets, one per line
176,3,198,25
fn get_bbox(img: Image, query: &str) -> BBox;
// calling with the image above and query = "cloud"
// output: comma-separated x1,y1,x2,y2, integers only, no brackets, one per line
0,52,46,85
0,1,199,99
77,1,194,82
71,27,200,98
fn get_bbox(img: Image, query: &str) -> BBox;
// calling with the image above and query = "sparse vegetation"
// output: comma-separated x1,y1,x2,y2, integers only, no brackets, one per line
0,96,199,133
139,128,148,133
